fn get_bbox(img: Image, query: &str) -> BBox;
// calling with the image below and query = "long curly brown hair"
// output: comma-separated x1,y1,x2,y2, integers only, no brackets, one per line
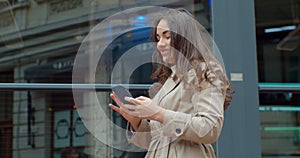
149,8,234,109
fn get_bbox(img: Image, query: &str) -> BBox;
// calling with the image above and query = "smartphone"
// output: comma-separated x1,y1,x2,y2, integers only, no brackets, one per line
112,85,133,104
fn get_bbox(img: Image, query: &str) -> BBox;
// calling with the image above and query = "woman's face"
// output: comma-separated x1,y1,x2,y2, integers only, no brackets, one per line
156,19,175,64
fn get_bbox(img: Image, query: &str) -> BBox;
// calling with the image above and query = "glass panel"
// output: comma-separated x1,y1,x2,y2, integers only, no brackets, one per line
255,0,300,83
0,121,12,158
0,71,13,121
0,1,212,158
255,0,300,157
260,107,300,157
260,91,300,157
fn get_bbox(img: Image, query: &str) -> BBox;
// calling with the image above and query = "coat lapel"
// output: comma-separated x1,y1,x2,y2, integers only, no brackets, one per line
157,77,181,105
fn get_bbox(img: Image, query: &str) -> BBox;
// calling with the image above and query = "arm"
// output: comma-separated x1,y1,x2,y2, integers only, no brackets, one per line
161,86,225,144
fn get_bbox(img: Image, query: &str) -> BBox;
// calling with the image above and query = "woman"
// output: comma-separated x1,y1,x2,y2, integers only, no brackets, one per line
109,8,233,158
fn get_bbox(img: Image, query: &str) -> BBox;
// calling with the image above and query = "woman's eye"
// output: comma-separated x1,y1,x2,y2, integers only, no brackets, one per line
166,36,170,39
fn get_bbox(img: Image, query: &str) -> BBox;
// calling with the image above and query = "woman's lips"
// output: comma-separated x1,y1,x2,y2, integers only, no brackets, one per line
160,49,169,56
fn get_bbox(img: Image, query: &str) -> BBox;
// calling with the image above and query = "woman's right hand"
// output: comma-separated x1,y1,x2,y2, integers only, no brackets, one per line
109,93,141,130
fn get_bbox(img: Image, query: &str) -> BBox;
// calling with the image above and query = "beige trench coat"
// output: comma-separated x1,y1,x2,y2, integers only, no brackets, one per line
127,67,225,158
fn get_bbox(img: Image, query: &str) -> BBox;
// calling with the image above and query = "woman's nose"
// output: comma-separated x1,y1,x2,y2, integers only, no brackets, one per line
157,39,166,47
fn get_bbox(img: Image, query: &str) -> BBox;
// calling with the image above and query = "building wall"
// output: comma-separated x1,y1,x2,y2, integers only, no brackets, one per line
13,65,49,158
212,0,261,157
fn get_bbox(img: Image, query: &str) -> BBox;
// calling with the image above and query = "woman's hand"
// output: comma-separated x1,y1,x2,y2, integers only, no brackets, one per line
125,96,165,123
109,93,141,130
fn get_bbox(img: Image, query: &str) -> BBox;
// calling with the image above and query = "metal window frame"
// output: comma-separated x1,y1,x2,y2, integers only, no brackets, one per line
0,83,152,91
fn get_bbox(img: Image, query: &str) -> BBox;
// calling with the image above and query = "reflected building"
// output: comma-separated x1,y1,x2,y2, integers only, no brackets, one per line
1,0,299,158
0,0,209,157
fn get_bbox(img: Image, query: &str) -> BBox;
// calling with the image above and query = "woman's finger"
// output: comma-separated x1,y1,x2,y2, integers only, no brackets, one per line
135,96,148,100
123,104,136,111
125,97,142,105
110,93,124,107
121,106,139,116
109,103,121,113
110,103,132,117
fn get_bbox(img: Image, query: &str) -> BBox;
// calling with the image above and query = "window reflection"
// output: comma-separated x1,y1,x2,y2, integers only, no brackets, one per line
0,0,211,158
256,0,300,157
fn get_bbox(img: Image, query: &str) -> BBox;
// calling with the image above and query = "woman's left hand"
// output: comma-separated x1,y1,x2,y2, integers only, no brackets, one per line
109,93,141,130
125,96,165,123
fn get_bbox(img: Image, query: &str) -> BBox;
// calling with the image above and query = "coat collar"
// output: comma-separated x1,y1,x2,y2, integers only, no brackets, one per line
155,66,181,105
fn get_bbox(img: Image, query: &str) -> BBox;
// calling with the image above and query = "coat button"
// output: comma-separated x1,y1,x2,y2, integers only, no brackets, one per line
175,128,182,134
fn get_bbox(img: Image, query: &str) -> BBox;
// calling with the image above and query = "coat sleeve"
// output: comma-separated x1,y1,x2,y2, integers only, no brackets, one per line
161,85,225,144
126,119,152,149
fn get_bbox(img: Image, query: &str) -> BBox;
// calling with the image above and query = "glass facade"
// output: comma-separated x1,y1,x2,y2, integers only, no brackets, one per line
5,0,300,157
255,0,300,157
0,0,211,158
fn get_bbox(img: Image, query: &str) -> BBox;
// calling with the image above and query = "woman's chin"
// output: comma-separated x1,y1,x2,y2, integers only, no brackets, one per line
163,59,174,64
162,58,169,63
